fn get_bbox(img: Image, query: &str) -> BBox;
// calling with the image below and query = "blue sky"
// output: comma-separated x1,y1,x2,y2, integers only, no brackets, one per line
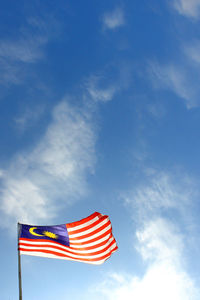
1,0,200,299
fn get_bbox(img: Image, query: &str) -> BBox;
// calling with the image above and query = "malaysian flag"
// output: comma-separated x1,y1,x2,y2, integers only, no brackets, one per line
18,212,118,264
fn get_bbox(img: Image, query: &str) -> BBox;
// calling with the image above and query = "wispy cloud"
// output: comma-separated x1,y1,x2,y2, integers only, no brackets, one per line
0,37,45,85
94,260,198,300
14,105,45,133
0,100,96,228
0,36,47,64
173,0,200,19
184,40,200,64
136,218,184,264
91,170,200,299
86,75,117,102
102,7,125,30
127,171,194,219
0,17,56,85
148,60,200,109
0,58,22,85
86,62,133,102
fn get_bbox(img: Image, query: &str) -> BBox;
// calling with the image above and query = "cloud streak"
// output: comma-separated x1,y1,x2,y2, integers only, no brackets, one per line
94,262,198,300
0,100,96,227
148,60,200,109
0,36,47,64
184,40,200,64
0,17,56,85
91,170,200,299
102,8,125,30
86,62,133,102
86,75,117,102
173,0,200,19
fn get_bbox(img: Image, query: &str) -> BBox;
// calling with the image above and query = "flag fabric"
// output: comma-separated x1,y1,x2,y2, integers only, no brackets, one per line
18,212,118,264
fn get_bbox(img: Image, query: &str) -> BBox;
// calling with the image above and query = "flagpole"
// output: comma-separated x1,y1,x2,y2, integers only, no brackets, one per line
18,223,22,300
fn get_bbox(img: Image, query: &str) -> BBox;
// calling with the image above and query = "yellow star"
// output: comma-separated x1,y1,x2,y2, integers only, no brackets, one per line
43,231,58,239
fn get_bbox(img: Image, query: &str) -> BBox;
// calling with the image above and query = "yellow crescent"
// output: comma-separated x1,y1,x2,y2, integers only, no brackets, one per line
29,227,44,237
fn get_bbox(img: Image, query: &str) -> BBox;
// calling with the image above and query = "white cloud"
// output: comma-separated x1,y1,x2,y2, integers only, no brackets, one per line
124,171,194,223
136,218,183,264
102,8,125,30
92,215,199,300
0,100,96,227
1,178,50,225
31,101,95,180
0,36,47,64
0,17,55,85
15,105,45,133
148,61,200,108
0,36,47,85
173,0,200,19
184,40,200,64
94,263,198,300
86,75,117,102
86,62,133,102
0,58,22,85
91,170,200,299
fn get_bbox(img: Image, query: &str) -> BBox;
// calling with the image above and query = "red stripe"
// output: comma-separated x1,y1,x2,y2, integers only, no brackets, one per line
19,238,68,248
66,212,102,229
67,215,108,235
69,237,113,251
19,227,113,247
19,239,116,257
19,245,118,262
20,236,113,251
19,238,64,243
69,221,111,241
69,228,112,246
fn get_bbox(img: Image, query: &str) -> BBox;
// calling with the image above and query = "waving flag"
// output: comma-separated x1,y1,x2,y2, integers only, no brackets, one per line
18,212,118,264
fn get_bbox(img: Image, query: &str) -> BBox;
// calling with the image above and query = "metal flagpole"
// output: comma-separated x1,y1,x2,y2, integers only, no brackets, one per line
18,223,22,300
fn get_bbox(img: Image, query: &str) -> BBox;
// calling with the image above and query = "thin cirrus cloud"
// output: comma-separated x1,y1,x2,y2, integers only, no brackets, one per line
148,1,200,109
86,75,117,102
0,36,47,64
173,0,200,19
0,17,55,85
102,7,125,30
184,40,200,64
0,100,96,228
148,37,200,109
0,36,47,85
14,105,46,133
148,60,200,109
90,170,200,299
86,62,133,102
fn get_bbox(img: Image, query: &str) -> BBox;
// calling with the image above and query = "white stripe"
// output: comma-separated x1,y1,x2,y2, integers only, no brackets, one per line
19,237,114,254
19,251,110,264
20,243,116,259
19,241,69,251
67,215,101,232
67,233,112,248
69,224,111,243
19,243,117,260
19,232,112,249
69,237,114,254
68,218,109,238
